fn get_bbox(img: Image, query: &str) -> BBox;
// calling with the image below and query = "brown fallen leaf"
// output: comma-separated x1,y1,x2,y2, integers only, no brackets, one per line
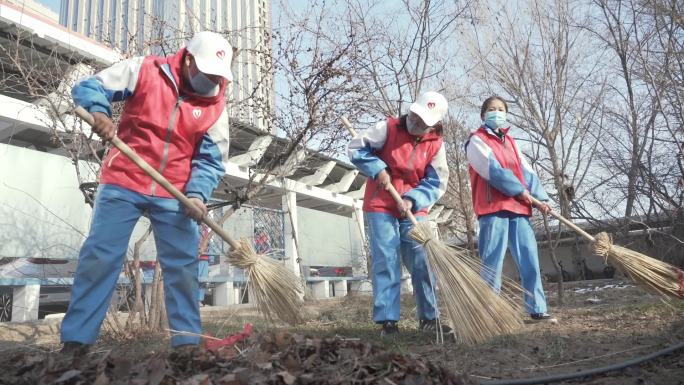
275,371,296,385
111,356,133,379
148,356,167,385
255,362,272,370
93,372,111,385
281,353,301,372
274,332,291,350
185,373,211,385
218,373,243,385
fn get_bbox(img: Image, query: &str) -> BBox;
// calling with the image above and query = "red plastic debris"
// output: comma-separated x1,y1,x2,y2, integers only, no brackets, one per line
205,323,253,352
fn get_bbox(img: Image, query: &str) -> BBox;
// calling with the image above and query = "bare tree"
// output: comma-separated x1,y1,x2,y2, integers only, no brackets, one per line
587,0,661,228
585,0,683,263
345,0,475,118
440,117,477,253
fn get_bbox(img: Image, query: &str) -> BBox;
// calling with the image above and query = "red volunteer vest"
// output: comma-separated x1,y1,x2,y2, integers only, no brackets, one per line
363,117,443,218
468,127,532,217
100,49,227,198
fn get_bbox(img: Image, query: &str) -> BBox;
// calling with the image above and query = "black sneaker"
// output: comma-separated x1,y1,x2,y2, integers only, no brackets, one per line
420,319,455,338
379,321,399,336
60,341,90,356
530,313,557,323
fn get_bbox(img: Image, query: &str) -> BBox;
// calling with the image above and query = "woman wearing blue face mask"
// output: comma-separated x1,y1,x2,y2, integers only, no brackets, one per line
464,96,556,323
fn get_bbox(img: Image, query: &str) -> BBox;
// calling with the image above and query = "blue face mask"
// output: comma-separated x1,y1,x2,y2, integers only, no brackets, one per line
187,66,219,96
484,110,507,129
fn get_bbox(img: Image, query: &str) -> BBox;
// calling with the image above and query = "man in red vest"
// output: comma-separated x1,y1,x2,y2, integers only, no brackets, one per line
61,31,232,353
348,92,450,336
465,96,555,322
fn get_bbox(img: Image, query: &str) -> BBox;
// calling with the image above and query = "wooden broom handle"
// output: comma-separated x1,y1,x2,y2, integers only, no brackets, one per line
529,196,596,243
74,106,241,250
341,116,419,226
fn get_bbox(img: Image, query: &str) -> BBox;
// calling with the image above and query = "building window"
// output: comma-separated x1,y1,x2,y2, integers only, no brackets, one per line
200,0,207,28
152,0,164,19
97,0,104,40
109,0,117,46
121,0,129,52
231,0,237,31
137,0,145,51
59,0,68,26
210,0,218,30
71,0,79,31
85,0,92,36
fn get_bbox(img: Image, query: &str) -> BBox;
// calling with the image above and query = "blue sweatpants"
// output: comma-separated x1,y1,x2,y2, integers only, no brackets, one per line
366,212,437,323
478,212,547,314
61,184,201,346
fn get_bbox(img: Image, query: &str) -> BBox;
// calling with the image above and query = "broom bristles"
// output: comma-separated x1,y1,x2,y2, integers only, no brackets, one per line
410,222,524,345
594,232,684,299
227,238,305,325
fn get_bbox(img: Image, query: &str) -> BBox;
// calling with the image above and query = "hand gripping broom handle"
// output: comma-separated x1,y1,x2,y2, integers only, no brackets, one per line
529,196,596,243
74,106,241,250
341,116,420,226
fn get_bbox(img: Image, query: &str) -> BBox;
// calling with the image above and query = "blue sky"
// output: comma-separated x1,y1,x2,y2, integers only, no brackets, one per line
35,0,60,14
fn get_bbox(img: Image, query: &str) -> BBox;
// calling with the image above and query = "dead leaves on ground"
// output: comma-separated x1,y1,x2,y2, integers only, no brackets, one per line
0,332,476,385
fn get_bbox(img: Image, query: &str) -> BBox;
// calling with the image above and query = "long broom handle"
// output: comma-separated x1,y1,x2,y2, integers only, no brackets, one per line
341,116,420,226
74,106,241,250
529,196,596,243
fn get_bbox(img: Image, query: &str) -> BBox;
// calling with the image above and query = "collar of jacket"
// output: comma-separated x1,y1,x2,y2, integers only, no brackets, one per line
397,114,442,142
158,47,228,103
481,125,510,140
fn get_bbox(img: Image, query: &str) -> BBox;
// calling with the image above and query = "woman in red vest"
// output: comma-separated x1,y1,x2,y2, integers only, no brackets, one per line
348,92,450,336
465,96,555,322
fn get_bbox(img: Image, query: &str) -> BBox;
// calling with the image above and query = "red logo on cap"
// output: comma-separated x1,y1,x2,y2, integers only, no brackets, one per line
427,102,436,109
216,50,226,60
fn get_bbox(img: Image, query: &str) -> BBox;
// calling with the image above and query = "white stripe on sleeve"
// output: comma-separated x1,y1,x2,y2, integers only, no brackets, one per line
465,135,492,180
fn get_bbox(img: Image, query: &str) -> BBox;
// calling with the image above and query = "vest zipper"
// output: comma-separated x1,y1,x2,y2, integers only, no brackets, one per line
500,135,511,170
151,96,183,195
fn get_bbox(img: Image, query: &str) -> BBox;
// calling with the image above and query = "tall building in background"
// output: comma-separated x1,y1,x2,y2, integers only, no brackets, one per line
58,0,273,132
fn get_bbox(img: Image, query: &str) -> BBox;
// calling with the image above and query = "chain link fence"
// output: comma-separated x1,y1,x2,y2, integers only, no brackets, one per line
204,203,286,265
251,205,285,260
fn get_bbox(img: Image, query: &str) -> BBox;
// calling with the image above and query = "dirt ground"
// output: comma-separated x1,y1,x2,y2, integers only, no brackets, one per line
0,278,682,384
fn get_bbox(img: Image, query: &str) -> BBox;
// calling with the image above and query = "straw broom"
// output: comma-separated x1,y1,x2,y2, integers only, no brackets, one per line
75,107,305,325
530,196,684,299
342,117,524,345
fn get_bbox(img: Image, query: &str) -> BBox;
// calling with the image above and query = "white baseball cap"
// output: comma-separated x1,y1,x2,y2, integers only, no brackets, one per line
186,31,233,81
409,91,448,126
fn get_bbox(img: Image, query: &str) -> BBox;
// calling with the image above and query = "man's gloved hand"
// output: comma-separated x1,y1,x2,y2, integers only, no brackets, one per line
91,112,117,141
184,197,208,221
